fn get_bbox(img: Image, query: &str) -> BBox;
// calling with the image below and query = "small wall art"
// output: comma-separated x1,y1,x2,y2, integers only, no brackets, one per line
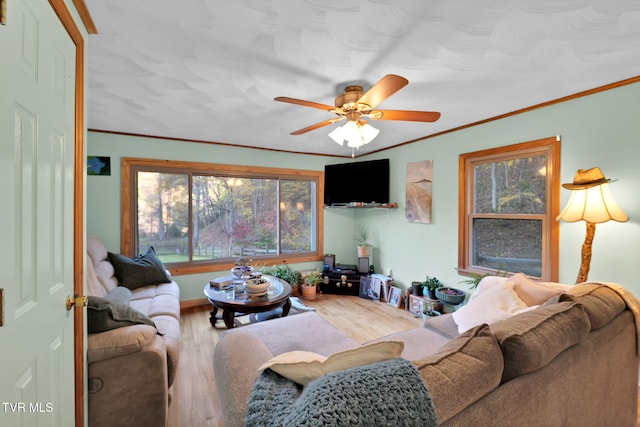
87,156,111,176
405,160,433,223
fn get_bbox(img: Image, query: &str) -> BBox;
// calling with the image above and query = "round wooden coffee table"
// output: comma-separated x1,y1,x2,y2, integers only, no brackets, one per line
203,275,292,328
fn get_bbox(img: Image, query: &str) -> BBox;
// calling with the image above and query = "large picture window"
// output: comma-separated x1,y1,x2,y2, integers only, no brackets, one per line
121,158,323,274
458,137,560,280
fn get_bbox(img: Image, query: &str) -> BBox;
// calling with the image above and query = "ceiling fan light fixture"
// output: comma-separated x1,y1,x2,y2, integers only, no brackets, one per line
328,120,379,149
328,126,345,146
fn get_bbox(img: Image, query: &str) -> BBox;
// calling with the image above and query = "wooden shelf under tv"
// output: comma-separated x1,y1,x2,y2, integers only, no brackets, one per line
324,203,398,209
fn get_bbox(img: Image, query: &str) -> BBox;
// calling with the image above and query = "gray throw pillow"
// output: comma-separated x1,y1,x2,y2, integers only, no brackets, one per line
87,295,156,334
105,285,132,305
108,246,171,290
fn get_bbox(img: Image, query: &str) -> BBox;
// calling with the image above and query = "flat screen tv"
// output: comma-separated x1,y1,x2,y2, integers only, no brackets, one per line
324,158,390,206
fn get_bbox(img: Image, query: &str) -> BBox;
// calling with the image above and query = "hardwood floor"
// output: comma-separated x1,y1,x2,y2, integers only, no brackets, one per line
168,293,640,427
168,293,421,427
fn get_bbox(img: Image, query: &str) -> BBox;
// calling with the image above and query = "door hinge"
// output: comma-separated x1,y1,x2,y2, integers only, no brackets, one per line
1,0,7,26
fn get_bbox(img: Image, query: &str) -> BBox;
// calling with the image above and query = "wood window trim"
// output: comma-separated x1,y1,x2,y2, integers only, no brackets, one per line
121,157,324,276
458,136,561,281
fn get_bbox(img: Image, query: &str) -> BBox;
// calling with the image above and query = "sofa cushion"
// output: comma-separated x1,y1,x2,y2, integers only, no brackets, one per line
490,301,590,382
87,324,158,363
259,340,404,386
452,281,528,333
87,236,119,294
223,311,360,357
87,295,157,334
559,283,626,330
108,246,171,290
412,324,503,423
423,312,459,339
86,256,107,298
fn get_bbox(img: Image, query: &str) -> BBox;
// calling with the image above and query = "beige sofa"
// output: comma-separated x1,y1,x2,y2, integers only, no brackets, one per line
86,237,181,427
214,279,639,427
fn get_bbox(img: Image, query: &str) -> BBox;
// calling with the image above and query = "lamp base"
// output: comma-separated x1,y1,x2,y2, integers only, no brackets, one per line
576,222,596,284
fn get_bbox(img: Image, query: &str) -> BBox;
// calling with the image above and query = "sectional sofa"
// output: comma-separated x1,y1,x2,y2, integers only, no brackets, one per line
214,276,640,426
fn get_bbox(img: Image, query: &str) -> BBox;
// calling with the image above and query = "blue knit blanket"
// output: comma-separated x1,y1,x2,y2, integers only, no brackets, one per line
246,358,438,427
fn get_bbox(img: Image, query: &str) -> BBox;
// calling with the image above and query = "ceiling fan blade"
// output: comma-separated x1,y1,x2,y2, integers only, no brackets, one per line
274,96,335,111
370,109,441,122
356,74,409,109
290,118,344,135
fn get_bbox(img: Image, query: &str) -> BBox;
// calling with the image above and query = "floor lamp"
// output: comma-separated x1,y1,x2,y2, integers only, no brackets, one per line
557,167,628,284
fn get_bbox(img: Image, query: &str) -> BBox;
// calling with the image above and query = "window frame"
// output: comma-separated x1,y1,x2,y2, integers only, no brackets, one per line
458,137,561,281
121,157,324,275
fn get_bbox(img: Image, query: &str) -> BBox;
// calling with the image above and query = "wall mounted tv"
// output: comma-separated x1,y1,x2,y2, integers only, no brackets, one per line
324,158,390,206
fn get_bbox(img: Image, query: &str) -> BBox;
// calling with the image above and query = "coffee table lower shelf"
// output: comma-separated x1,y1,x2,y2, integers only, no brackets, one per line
203,276,293,329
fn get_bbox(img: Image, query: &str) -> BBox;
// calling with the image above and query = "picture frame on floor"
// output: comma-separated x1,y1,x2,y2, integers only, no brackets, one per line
387,286,402,308
358,276,381,300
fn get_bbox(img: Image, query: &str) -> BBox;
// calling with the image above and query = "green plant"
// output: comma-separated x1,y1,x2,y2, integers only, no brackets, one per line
353,225,371,247
304,270,323,287
262,264,301,288
458,270,507,289
424,276,442,291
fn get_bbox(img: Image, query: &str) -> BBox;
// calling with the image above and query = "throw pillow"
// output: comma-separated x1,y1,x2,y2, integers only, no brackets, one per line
258,340,404,386
452,281,527,333
105,285,132,305
508,273,565,306
87,295,156,334
108,246,171,290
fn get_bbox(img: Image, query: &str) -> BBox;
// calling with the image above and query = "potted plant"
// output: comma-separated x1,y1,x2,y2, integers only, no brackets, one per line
424,276,442,299
354,225,371,257
435,287,466,305
422,307,442,319
301,270,322,300
411,281,424,296
262,264,301,291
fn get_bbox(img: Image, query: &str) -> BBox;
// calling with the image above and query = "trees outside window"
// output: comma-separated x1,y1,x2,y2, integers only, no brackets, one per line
122,158,323,274
458,137,560,280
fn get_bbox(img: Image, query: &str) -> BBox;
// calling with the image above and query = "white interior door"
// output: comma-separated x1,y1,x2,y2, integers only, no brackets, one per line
0,0,77,425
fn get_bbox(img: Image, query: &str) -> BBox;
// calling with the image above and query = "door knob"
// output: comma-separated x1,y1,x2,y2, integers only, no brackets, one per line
66,295,88,311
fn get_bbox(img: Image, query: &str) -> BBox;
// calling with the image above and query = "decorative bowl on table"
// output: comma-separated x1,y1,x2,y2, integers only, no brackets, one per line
435,287,466,305
231,265,253,279
244,277,269,295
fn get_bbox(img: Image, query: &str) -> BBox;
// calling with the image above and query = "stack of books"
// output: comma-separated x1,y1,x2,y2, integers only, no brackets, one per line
209,276,234,289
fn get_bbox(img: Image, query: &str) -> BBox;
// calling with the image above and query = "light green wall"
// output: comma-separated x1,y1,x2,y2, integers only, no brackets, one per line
359,82,640,295
87,81,640,300
86,134,355,300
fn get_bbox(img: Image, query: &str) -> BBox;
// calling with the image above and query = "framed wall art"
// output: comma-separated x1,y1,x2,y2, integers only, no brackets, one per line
87,156,111,176
405,160,433,223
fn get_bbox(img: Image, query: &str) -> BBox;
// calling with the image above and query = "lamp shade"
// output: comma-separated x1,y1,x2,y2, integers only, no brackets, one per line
328,121,379,148
556,183,628,223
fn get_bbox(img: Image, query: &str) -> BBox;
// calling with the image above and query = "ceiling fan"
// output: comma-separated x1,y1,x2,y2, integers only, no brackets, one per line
274,74,441,149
